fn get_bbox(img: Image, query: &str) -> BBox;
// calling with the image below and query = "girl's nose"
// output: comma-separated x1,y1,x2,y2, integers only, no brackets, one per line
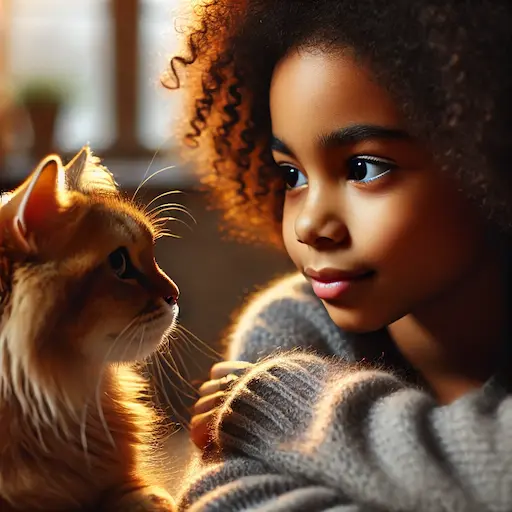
294,187,348,249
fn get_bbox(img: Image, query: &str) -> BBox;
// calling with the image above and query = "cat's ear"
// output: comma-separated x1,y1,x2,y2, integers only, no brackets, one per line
65,145,119,195
65,145,90,185
9,155,65,252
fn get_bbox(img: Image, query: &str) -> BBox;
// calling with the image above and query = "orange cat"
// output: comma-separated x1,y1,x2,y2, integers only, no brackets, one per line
0,147,179,511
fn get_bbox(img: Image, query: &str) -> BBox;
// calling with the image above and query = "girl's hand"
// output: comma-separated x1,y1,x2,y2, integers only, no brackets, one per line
190,361,253,451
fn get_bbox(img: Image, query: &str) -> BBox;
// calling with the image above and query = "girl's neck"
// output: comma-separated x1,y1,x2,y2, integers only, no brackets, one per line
388,245,509,404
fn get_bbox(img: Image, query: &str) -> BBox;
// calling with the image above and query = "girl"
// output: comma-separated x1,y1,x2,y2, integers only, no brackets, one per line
169,1,512,510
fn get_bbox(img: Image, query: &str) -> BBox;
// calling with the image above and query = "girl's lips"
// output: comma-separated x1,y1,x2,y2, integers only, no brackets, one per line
305,268,374,300
310,279,352,300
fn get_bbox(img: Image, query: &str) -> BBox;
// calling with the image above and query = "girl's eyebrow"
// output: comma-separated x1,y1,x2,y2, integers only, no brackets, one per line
319,124,411,147
271,124,411,157
271,136,294,156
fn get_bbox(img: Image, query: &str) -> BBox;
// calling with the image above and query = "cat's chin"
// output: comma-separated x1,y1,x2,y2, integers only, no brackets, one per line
106,303,178,364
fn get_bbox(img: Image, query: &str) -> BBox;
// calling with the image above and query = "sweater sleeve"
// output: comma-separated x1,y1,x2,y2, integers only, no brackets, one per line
225,273,355,363
179,352,512,512
180,455,367,512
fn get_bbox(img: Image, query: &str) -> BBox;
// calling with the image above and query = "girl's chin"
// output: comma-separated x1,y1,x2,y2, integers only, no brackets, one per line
324,304,389,334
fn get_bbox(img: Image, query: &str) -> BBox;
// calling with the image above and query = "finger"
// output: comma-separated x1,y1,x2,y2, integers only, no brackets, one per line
198,374,239,396
191,379,203,389
198,379,222,397
210,360,253,380
190,409,217,451
193,390,226,415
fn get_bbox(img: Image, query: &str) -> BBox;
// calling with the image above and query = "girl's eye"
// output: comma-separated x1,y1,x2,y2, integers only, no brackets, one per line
108,247,137,280
280,165,308,190
347,156,396,183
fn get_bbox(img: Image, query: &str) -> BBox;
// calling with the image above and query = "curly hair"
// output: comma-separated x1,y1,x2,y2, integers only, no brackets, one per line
165,0,512,245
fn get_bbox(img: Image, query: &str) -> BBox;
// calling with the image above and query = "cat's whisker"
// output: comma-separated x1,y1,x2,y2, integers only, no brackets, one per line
168,331,194,358
150,213,195,232
171,340,205,376
171,330,222,380
151,216,180,228
150,213,195,234
158,350,197,425
150,211,188,225
95,380,116,451
174,324,223,360
132,139,176,202
156,352,198,398
150,355,175,409
175,324,222,356
131,146,162,202
158,337,197,394
147,201,192,214
170,341,192,388
132,166,177,201
153,216,193,232
80,401,92,470
120,323,141,364
155,232,182,240
136,325,145,361
152,355,190,429
137,147,161,200
142,190,184,214
94,316,140,449
147,202,196,223
102,316,140,367
149,355,187,426
150,353,169,403
153,351,197,401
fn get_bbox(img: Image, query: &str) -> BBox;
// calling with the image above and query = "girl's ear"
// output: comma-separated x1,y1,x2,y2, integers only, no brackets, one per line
4,155,66,253
65,145,119,196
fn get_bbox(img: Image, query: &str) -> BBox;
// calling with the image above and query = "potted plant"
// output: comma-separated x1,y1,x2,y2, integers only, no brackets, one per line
18,78,69,159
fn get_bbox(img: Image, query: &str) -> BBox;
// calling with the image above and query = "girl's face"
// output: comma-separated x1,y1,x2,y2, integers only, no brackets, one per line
270,49,493,332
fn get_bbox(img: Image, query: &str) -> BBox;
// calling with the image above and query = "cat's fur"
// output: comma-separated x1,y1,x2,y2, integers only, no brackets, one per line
0,147,179,511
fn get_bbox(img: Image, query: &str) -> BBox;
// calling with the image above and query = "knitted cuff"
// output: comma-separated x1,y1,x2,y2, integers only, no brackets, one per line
213,352,333,459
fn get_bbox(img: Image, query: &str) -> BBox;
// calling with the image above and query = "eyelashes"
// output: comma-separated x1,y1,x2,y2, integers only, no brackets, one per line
277,155,397,190
346,155,396,183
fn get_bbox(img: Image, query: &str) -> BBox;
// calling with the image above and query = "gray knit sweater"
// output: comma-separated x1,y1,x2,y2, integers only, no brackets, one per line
178,273,512,512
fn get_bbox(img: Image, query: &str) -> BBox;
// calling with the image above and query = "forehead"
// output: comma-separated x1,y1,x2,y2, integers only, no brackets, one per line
269,50,403,141
92,200,154,244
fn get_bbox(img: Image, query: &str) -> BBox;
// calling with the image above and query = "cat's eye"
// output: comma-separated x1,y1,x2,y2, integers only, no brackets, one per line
108,247,137,280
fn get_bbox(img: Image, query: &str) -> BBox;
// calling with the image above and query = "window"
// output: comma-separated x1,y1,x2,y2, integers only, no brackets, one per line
6,0,186,157
8,0,115,151
139,0,184,149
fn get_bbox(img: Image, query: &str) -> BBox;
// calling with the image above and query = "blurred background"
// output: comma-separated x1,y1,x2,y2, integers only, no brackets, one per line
0,0,293,492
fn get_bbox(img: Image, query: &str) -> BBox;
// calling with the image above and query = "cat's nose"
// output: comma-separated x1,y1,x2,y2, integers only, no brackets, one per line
154,263,179,305
164,293,177,305
164,280,179,305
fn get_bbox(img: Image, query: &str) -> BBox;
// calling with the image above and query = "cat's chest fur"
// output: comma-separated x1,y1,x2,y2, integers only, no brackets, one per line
0,367,158,510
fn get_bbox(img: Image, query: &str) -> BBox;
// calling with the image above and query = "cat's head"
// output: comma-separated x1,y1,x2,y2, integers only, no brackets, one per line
0,147,179,409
